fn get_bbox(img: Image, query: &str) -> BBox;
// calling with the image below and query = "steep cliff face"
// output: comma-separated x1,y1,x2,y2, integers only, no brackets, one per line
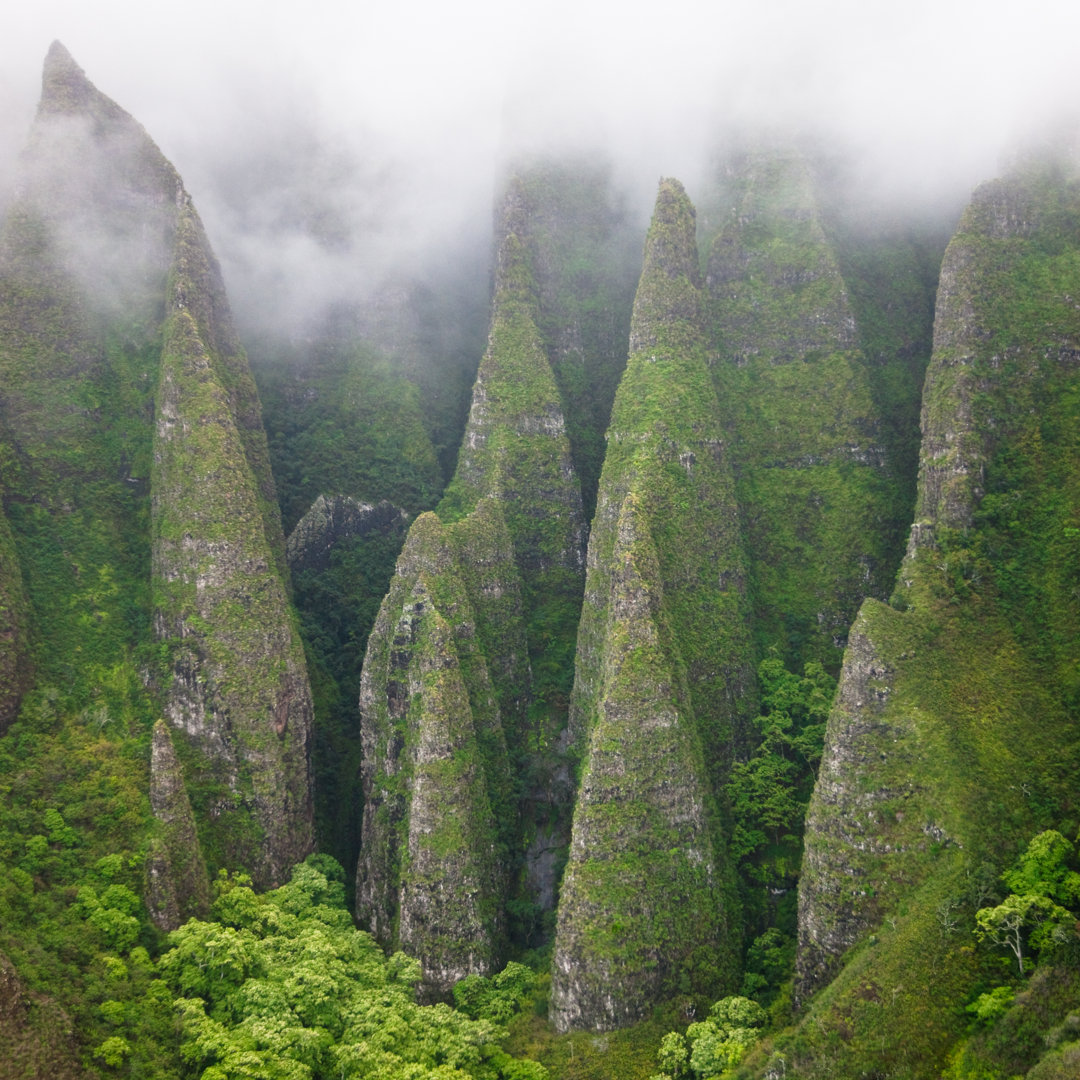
439,224,586,591
285,495,408,574
782,151,1080,1079
356,508,515,987
552,493,733,1031
0,43,314,892
570,177,755,766
356,177,592,974
151,202,314,888
554,179,750,1031
494,161,639,519
145,719,211,930
0,44,172,721
705,147,910,668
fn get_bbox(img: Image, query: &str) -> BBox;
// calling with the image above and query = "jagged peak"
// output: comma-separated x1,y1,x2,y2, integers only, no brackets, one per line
644,177,700,277
628,178,703,355
38,41,126,121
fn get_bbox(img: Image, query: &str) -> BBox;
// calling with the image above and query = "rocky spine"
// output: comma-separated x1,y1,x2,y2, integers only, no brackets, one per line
789,151,1080,1076
554,178,750,1030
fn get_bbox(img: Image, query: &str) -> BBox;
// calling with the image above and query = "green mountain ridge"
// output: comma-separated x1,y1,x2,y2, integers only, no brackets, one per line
0,42,1078,1080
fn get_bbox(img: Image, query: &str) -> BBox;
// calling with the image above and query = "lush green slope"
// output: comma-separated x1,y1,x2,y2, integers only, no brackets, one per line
749,150,1080,1080
704,145,926,673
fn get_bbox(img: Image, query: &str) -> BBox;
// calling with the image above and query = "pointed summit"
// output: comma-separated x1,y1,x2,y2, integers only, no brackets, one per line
704,143,908,668
39,41,129,121
555,178,749,1029
0,46,314,889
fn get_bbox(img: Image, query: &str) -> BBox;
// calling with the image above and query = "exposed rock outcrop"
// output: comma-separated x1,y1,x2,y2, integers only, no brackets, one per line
356,508,516,987
146,720,212,930
286,494,408,574
0,42,314,890
552,493,732,1031
554,178,750,1031
152,227,315,884
569,177,755,765
356,176,592,978
440,224,586,591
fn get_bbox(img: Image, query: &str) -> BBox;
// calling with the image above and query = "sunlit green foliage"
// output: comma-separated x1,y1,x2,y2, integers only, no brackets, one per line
154,858,545,1080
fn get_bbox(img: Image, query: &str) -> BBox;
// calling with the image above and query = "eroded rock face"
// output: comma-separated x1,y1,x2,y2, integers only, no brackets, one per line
906,175,1050,553
146,720,211,930
442,227,586,584
552,494,731,1032
0,43,315,889
151,206,314,890
356,509,514,988
554,179,749,1031
570,178,755,763
794,602,919,1000
355,175,595,978
790,150,1080,1073
286,495,408,574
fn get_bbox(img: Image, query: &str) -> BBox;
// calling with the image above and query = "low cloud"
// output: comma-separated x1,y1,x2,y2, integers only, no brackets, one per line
4,0,1080,339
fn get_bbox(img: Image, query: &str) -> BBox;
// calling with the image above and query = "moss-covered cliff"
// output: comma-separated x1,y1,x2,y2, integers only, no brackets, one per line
758,149,1080,1080
151,202,315,888
553,178,752,1031
704,146,919,671
356,173,594,979
0,42,314,897
0,501,31,733
356,507,517,987
494,161,639,521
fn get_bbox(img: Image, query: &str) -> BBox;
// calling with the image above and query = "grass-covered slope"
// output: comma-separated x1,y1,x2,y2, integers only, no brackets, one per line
748,149,1080,1080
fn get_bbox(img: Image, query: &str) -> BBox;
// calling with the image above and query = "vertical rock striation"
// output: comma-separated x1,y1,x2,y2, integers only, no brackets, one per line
553,178,751,1031
552,493,733,1031
357,177,590,980
151,202,314,888
146,720,211,929
356,508,516,987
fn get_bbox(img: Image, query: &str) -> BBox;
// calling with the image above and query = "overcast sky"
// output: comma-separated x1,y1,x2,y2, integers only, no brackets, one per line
4,0,1080,335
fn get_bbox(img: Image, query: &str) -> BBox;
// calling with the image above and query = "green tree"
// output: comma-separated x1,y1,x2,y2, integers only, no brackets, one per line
974,831,1080,974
